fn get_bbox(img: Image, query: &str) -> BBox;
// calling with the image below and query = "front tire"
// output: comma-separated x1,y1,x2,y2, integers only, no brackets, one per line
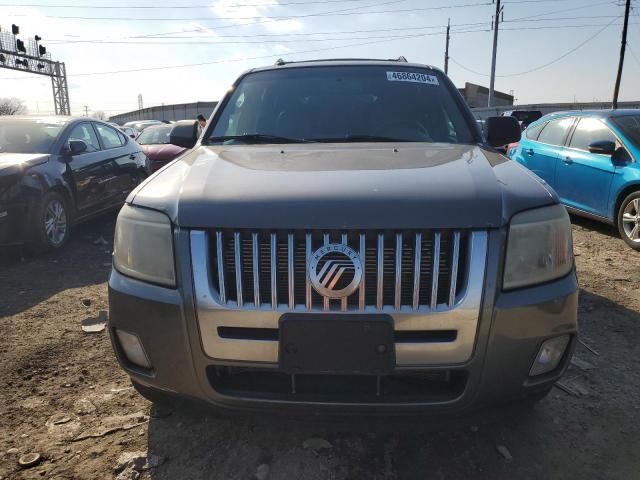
617,191,640,251
30,191,70,252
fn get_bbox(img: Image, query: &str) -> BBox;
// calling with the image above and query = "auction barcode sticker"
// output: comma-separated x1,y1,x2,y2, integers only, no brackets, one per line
386,71,439,85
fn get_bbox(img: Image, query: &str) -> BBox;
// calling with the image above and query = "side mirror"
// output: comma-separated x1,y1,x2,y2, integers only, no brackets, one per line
169,121,198,149
588,140,616,156
485,116,522,149
68,139,88,156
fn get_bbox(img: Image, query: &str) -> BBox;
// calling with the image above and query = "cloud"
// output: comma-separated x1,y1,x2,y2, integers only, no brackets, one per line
210,0,304,34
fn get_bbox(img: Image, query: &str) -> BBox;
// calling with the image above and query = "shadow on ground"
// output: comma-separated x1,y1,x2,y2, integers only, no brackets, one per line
138,287,640,480
569,214,619,239
0,211,117,317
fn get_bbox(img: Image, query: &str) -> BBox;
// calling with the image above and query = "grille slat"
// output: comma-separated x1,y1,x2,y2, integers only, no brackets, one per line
449,231,461,307
412,233,422,310
431,232,441,310
209,230,470,312
270,233,277,309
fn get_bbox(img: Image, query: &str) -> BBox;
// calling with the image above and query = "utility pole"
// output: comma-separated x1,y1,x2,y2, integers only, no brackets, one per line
83,105,88,116
444,18,450,75
612,0,631,109
488,0,503,107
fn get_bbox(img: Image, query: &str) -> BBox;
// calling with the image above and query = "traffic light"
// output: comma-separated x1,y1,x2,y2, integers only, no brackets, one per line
16,39,26,53
0,54,5,64
35,35,41,42
12,24,19,35
39,45,46,56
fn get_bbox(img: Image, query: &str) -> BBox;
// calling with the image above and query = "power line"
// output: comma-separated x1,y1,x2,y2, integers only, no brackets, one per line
1,20,630,83
508,0,614,22
0,0,576,7
39,21,638,47
46,23,478,43
0,0,403,7
62,32,445,77
450,16,620,78
43,16,626,45
9,1,494,21
628,42,640,65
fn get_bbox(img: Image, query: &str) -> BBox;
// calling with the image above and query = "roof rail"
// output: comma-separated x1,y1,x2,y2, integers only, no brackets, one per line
273,57,409,66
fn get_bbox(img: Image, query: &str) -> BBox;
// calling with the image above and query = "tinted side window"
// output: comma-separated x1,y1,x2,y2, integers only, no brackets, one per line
536,117,575,146
525,122,546,140
569,117,617,151
96,124,124,149
68,123,100,153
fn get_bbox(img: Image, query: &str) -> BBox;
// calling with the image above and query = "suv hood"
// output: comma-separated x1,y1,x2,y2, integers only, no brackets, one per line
129,143,556,229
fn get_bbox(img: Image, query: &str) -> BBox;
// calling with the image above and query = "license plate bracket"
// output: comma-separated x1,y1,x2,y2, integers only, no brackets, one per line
278,314,395,375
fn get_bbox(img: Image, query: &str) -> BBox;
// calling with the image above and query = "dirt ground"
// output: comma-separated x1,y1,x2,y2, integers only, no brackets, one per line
1,212,639,480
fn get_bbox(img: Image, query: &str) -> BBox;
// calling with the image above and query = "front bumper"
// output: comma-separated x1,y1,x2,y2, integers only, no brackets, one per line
108,229,578,414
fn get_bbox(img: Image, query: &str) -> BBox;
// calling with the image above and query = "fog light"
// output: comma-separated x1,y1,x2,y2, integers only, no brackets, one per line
530,335,570,376
115,329,152,369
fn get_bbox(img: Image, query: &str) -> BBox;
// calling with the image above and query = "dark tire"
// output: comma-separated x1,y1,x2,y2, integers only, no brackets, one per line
617,191,640,251
29,191,70,253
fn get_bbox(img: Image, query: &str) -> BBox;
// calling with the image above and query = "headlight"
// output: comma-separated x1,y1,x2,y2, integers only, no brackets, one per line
504,204,573,290
113,204,176,287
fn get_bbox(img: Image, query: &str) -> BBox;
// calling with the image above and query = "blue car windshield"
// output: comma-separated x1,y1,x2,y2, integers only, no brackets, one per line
611,115,640,150
208,66,475,144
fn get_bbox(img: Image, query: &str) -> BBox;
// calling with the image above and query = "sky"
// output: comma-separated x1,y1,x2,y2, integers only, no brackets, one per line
0,0,639,118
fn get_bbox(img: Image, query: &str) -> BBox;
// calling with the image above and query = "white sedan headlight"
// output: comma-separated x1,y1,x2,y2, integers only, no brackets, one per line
504,204,573,290
113,204,176,287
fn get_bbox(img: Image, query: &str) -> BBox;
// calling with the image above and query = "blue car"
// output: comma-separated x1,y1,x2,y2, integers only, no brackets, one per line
510,110,640,250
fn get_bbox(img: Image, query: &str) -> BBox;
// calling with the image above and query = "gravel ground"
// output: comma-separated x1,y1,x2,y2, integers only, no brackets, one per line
0,212,639,480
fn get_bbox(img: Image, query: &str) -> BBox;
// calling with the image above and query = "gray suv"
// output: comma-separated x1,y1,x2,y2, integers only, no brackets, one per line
108,59,578,413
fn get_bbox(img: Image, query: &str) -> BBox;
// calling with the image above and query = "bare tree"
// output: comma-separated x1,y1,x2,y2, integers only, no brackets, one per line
0,98,27,116
91,110,107,121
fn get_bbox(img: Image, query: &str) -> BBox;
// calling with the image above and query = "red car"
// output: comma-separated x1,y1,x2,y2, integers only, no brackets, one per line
136,124,190,172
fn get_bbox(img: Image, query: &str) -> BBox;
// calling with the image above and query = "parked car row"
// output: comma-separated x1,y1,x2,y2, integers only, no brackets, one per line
509,109,640,250
0,116,199,250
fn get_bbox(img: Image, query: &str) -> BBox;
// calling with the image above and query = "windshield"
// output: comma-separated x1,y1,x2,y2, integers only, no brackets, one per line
0,118,66,154
209,65,475,144
136,126,172,145
611,115,640,150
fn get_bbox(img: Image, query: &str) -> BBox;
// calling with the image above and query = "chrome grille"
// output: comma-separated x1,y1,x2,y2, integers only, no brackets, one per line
208,230,471,312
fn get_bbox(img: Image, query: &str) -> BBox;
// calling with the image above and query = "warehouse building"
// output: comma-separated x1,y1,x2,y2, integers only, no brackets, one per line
109,101,218,125
458,82,514,108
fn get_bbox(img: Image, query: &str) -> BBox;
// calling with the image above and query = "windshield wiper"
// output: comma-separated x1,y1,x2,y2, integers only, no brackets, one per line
207,134,312,144
308,135,412,143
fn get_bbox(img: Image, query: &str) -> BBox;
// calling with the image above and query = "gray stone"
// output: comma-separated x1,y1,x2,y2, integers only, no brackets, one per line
496,445,512,461
302,437,332,450
81,311,108,333
93,236,109,246
115,451,166,473
255,463,270,480
116,468,140,480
